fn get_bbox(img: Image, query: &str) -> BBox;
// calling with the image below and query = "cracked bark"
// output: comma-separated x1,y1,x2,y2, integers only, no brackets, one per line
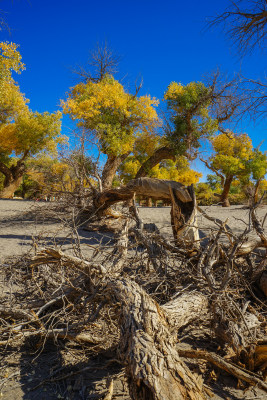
108,278,207,400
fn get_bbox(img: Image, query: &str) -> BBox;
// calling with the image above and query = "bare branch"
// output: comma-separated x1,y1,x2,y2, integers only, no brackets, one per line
208,0,267,56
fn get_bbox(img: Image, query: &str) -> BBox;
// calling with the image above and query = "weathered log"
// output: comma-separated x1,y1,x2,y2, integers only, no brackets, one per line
162,293,209,329
170,184,199,244
107,277,207,400
95,177,192,209
95,177,198,243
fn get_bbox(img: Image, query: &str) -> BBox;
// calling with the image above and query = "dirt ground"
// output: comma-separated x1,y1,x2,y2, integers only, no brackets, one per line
0,199,267,400
1,199,266,262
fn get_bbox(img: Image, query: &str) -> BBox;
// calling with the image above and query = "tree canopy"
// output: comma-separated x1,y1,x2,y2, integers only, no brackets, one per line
62,74,159,157
0,42,63,198
164,81,218,157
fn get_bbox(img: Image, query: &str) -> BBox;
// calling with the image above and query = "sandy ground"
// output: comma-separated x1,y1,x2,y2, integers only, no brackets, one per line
0,199,266,262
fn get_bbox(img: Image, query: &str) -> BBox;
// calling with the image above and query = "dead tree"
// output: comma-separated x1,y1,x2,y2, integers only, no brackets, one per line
94,177,199,242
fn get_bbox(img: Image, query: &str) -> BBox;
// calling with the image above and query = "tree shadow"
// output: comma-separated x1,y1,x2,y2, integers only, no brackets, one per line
14,342,128,400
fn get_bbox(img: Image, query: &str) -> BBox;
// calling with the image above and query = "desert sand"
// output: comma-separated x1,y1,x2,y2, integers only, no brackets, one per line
0,199,266,262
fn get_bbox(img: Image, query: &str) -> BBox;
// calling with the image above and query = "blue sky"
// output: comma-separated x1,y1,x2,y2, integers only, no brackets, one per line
0,0,266,180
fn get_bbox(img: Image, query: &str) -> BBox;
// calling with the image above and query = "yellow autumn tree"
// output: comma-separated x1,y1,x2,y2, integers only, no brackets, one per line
134,80,219,180
202,132,253,206
0,42,63,198
0,42,27,124
24,156,75,198
62,74,159,190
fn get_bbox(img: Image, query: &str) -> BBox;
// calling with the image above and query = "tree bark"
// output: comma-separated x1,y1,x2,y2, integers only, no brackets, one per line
101,153,130,190
220,175,233,207
0,160,26,198
254,179,261,203
108,278,207,400
169,184,199,243
162,293,209,328
95,178,193,210
135,147,176,179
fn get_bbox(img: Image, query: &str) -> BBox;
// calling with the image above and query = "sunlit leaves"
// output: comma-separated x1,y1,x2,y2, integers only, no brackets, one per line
0,42,25,79
0,111,62,157
120,154,202,185
210,132,253,177
0,43,28,125
247,149,267,182
62,74,159,156
164,81,218,155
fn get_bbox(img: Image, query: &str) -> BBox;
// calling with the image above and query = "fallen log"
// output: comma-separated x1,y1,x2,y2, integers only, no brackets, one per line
162,292,209,329
107,277,207,400
95,177,199,243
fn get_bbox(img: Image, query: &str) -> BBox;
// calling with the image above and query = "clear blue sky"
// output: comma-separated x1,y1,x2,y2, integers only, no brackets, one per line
1,0,266,180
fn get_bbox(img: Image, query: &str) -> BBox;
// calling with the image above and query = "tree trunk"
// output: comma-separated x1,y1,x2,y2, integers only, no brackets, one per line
169,184,199,243
254,179,261,203
135,147,176,179
220,175,233,207
146,197,153,207
0,161,26,199
108,278,207,400
94,178,197,241
0,175,24,198
95,178,193,211
162,292,209,328
101,153,130,190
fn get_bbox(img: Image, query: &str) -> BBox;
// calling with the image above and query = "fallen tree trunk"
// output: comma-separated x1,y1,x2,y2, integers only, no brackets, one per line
107,277,207,400
95,177,193,210
106,278,264,398
162,293,209,329
94,177,199,242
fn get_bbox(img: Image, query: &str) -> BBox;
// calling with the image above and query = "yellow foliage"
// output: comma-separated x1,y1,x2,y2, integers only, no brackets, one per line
62,75,159,156
0,42,25,78
259,179,267,192
164,82,184,112
210,132,253,177
0,124,18,151
120,156,202,185
0,110,62,156
0,43,28,125
211,132,253,159
150,159,202,185
133,133,160,158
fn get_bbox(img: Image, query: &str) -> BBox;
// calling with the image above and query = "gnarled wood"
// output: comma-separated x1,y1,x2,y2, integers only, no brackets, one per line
107,278,207,400
162,293,209,329
170,184,199,243
95,177,198,243
101,152,130,190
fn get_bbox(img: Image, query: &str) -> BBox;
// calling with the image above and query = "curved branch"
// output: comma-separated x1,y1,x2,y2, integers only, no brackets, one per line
199,157,225,186
135,147,176,179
